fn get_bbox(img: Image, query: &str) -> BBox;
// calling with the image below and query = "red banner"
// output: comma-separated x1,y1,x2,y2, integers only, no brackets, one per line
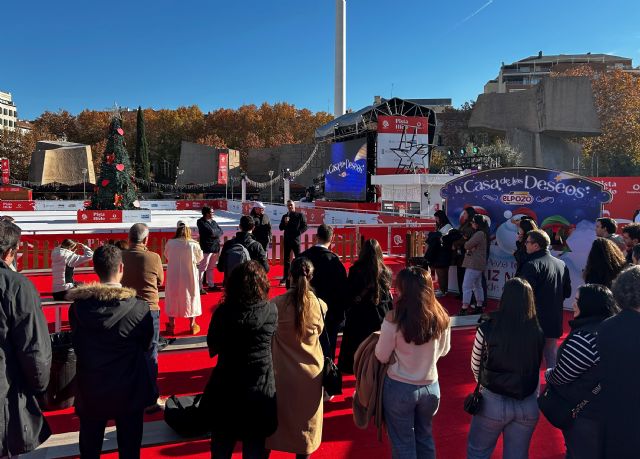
77,210,123,223
589,177,640,223
300,207,326,226
175,200,227,211
0,200,36,211
377,116,429,134
0,159,9,185
218,152,228,185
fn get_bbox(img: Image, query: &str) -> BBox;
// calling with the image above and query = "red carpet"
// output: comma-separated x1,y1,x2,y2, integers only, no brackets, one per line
28,258,566,458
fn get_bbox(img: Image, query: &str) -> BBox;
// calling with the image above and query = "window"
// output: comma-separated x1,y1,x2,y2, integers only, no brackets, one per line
9,121,13,127
2,109,6,115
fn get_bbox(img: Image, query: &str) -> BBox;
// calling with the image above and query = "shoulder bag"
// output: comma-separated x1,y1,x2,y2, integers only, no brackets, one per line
464,336,486,415
538,381,601,429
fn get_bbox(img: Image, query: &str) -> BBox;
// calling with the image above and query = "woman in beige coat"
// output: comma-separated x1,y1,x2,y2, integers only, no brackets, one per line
164,221,204,335
266,257,326,458
459,214,488,316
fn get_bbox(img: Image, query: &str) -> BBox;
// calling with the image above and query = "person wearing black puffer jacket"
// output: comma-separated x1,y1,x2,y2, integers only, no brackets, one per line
205,260,278,459
467,278,545,459
69,244,155,459
544,284,618,459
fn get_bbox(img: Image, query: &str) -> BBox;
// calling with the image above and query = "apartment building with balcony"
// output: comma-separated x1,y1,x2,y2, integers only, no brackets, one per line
0,91,18,131
484,51,639,93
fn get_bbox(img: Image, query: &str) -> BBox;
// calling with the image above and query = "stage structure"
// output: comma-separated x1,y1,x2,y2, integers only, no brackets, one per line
315,97,437,202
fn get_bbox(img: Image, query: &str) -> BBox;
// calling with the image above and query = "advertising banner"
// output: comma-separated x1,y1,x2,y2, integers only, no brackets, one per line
0,200,36,211
0,159,9,185
175,200,226,211
376,116,429,175
441,168,612,306
324,138,368,201
218,152,228,185
589,177,640,224
77,210,123,223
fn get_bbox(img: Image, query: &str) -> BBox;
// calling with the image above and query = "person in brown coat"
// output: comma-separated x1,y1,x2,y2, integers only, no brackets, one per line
266,257,326,458
121,223,164,410
459,214,488,315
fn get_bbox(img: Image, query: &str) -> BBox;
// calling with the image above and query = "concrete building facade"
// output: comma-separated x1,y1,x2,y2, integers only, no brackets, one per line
485,52,639,94
28,141,96,185
176,141,240,185
0,91,18,131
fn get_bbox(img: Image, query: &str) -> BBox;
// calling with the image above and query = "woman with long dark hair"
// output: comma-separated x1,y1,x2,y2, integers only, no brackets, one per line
582,237,627,288
467,278,545,458
544,284,618,459
205,261,277,459
266,257,325,458
375,267,451,458
338,239,393,374
459,214,488,315
514,218,538,276
453,206,477,298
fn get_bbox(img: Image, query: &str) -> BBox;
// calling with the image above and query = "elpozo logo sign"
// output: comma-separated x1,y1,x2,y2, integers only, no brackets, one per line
500,191,534,205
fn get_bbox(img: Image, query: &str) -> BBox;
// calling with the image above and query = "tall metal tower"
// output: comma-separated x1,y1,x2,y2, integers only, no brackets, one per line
334,0,346,118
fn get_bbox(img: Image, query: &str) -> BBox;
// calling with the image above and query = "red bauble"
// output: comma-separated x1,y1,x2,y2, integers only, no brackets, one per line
101,179,110,187
117,128,124,136
106,154,115,164
115,164,125,172
114,193,123,207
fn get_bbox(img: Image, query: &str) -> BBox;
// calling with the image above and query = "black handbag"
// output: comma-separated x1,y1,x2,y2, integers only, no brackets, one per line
164,393,210,437
538,382,600,430
464,338,486,415
317,295,343,396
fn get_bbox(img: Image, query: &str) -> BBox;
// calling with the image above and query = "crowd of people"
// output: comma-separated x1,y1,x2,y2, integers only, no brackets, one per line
1,206,639,459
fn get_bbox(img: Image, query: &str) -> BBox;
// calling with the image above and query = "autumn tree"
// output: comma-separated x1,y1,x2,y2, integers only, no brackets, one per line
0,126,54,180
552,67,640,176
33,110,78,140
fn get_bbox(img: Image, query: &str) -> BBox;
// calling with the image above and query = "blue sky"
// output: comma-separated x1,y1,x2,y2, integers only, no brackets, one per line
3,0,640,119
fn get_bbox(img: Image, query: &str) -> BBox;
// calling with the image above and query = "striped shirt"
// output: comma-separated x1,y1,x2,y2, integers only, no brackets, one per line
546,331,599,385
470,327,485,381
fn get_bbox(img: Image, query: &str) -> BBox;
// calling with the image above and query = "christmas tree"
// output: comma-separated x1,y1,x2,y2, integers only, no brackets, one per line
135,106,151,181
89,115,138,210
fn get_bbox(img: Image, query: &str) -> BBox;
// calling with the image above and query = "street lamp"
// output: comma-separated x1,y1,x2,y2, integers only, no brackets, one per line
175,168,184,186
81,168,88,200
268,170,274,203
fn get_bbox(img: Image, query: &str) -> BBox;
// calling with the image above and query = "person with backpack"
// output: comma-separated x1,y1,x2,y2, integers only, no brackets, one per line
218,215,269,283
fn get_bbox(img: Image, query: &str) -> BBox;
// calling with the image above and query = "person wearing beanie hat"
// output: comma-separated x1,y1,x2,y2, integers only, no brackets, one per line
251,202,272,252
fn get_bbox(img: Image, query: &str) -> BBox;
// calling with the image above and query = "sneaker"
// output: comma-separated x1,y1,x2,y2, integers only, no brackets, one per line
435,290,446,298
279,279,287,286
200,288,208,295
323,390,334,402
457,308,469,316
145,402,162,414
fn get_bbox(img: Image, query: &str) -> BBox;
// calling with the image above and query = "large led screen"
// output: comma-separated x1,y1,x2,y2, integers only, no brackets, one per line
324,138,367,201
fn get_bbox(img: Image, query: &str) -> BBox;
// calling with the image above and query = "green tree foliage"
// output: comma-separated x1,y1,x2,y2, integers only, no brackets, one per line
135,107,151,181
89,116,137,210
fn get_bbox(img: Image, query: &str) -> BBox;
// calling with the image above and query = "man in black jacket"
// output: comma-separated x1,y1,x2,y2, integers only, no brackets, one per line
517,229,571,368
0,220,52,457
600,265,640,458
300,224,347,360
250,201,271,251
197,206,224,294
279,200,308,286
69,244,155,458
218,215,269,275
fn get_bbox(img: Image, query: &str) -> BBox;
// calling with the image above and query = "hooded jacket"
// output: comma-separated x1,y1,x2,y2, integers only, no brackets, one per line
68,283,155,419
205,299,278,438
51,245,94,293
0,260,52,456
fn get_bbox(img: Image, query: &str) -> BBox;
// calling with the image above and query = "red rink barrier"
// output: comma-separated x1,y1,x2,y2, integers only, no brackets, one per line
175,200,227,211
0,200,36,211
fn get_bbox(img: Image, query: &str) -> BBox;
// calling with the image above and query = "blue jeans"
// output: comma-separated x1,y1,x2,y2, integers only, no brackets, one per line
462,268,484,305
467,388,539,459
382,376,440,459
147,310,160,400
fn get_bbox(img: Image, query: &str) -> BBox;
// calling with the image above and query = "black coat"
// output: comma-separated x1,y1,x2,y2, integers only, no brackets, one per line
0,261,52,456
337,264,393,374
218,231,270,273
250,209,272,249
598,309,640,458
517,249,571,338
279,211,308,244
205,300,278,439
197,217,224,253
513,242,529,276
299,245,348,326
68,283,156,419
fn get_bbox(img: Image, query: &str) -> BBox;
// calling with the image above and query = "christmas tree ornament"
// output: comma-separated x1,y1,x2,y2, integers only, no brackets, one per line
117,128,124,136
116,164,125,171
106,154,115,164
114,193,123,207
102,179,110,187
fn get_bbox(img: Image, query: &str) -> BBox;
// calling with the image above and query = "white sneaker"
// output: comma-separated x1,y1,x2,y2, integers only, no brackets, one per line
323,390,334,402
435,291,445,298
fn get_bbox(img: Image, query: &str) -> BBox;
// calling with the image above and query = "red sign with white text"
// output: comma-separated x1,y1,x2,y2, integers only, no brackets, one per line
218,152,228,185
77,210,123,223
0,159,9,185
175,200,226,211
0,200,36,211
376,116,429,175
300,207,326,226
589,177,640,223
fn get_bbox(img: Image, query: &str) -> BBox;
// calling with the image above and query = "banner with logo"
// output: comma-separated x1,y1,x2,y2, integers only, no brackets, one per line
0,158,9,185
0,200,35,211
440,168,612,306
218,152,228,185
589,177,640,224
376,116,429,175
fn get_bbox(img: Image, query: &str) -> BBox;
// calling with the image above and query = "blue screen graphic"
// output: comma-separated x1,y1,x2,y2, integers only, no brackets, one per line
324,138,367,201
